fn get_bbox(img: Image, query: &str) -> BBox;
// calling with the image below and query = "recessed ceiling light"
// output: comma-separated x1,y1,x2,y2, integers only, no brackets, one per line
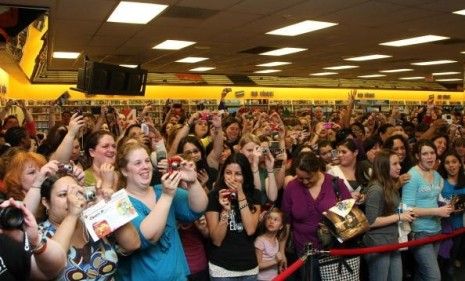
260,48,307,56
310,72,338,76
399,76,425,80
357,74,386,78
119,64,138,68
380,35,449,47
462,51,465,54
379,69,413,73
345,54,391,61
190,67,215,72
52,51,80,59
153,40,196,50
324,65,359,70
256,62,291,67
266,20,338,36
175,57,209,63
254,69,282,74
432,71,461,76
107,1,168,24
411,60,457,66
436,78,463,82
453,9,465,16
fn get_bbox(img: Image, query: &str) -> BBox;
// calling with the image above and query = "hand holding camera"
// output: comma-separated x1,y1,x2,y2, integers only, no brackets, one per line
68,112,85,137
161,171,181,197
97,163,117,190
67,185,87,217
218,189,232,211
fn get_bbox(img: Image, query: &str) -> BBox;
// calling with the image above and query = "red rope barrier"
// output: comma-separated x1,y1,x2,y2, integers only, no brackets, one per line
273,226,465,281
273,257,306,281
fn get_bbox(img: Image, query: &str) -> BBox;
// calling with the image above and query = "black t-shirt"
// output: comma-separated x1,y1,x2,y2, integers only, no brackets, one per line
0,234,31,281
206,188,261,271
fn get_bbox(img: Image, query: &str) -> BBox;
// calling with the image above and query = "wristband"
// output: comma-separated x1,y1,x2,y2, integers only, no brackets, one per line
239,203,249,211
32,237,48,255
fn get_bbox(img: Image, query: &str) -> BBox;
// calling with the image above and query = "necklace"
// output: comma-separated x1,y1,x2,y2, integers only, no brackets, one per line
418,164,431,172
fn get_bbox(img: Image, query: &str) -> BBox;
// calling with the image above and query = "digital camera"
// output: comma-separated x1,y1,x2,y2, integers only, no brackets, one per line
58,163,73,174
0,200,24,230
167,156,183,174
83,186,96,202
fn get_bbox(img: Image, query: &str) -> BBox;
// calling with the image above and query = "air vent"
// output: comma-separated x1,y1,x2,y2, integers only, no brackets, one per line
227,75,255,85
240,46,277,54
161,6,218,19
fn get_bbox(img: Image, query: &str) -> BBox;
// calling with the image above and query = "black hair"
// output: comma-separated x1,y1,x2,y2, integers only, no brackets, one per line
335,128,354,146
413,139,437,159
215,152,254,197
336,138,369,187
84,130,115,158
383,134,413,174
437,151,465,188
294,151,321,174
177,135,209,172
4,126,27,148
36,124,68,157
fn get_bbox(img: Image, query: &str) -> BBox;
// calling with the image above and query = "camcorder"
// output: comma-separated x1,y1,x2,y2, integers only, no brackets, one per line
0,200,24,230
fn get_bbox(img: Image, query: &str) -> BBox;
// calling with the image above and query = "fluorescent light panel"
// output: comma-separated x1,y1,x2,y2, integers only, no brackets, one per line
324,65,359,70
256,62,291,67
266,20,338,36
345,54,391,61
380,35,449,47
462,51,465,54
358,74,386,78
175,57,209,63
107,1,168,24
153,40,195,50
453,9,465,16
411,60,457,66
310,72,338,76
432,72,460,76
190,67,215,72
260,47,307,56
52,52,80,59
436,78,463,82
119,64,138,68
379,69,413,73
254,69,281,74
399,76,424,80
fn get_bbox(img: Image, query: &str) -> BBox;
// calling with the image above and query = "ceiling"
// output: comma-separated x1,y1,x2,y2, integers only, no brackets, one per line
2,0,465,90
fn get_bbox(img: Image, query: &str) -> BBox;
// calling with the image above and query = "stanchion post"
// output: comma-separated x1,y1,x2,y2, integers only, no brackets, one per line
303,242,314,281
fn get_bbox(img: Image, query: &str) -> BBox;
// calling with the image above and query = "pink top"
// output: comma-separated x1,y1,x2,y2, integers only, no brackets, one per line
255,235,279,281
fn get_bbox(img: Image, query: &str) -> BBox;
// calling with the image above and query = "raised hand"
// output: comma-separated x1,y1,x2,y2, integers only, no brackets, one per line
161,171,181,197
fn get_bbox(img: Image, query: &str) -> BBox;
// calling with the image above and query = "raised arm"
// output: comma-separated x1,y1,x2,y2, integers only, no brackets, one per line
207,112,224,170
168,112,198,157
50,113,84,163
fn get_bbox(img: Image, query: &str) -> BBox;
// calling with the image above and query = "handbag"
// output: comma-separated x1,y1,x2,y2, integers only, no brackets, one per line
319,255,360,281
318,177,369,246
450,194,465,213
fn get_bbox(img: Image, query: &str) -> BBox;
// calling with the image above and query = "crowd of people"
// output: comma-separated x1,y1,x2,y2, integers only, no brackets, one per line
0,88,464,281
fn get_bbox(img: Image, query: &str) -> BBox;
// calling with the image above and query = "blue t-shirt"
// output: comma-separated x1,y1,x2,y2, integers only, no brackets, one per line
116,185,202,281
441,180,465,229
402,167,443,234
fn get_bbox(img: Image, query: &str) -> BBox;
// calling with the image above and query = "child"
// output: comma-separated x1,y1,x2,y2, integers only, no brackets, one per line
255,207,287,281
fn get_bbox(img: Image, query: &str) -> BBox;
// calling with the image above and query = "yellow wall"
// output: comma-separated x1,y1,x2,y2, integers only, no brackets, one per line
7,76,465,103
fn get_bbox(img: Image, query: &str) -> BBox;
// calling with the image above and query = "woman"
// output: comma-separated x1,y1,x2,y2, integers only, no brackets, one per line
402,139,453,281
432,134,449,164
116,141,208,281
437,151,465,270
327,138,368,202
83,130,118,190
282,151,351,280
223,116,242,151
238,133,278,203
363,150,415,281
383,135,413,185
205,152,262,280
39,172,140,280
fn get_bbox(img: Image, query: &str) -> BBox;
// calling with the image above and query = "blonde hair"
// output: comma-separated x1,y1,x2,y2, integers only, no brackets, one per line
238,133,260,148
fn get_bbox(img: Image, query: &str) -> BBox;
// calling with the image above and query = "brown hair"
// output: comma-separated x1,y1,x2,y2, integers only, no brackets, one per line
116,141,150,187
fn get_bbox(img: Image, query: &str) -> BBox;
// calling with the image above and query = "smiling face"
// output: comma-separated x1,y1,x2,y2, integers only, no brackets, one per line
182,142,201,163
240,141,258,164
392,139,406,162
337,144,357,167
433,137,447,157
194,120,209,138
89,134,116,166
225,123,240,142
122,148,153,189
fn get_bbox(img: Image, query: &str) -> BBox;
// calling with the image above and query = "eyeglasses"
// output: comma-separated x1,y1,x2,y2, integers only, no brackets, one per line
184,148,200,155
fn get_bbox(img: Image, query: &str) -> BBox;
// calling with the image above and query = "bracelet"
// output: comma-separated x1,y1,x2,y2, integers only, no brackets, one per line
238,198,247,202
32,237,48,255
267,170,274,173
239,203,249,211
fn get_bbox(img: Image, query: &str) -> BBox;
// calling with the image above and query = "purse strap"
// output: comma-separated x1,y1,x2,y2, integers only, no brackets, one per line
331,176,341,202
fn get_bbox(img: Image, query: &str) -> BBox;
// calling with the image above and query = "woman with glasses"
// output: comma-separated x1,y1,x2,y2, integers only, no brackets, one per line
282,151,351,280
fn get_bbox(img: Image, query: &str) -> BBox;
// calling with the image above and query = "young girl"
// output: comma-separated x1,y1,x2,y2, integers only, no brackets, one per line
255,208,286,281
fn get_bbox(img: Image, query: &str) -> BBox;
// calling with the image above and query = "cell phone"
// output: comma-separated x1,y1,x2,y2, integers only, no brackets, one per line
269,141,281,155
141,123,149,135
274,159,283,169
323,122,332,130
